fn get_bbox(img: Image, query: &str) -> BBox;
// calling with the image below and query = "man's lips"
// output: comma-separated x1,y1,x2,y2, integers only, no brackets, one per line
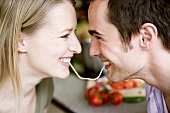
102,61,111,70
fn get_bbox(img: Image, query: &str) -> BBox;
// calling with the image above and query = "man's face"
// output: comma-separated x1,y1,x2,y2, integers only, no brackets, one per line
88,0,146,82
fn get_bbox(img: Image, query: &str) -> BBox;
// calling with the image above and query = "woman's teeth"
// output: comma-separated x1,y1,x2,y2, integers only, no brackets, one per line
59,58,71,63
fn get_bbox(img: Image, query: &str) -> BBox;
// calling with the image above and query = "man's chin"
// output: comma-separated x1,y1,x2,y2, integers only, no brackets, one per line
106,73,124,83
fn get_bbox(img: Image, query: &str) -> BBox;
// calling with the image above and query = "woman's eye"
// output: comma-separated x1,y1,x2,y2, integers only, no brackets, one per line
60,34,70,38
74,29,77,35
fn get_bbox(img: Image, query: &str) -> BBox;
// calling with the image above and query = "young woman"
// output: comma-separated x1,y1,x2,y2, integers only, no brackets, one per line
0,0,81,113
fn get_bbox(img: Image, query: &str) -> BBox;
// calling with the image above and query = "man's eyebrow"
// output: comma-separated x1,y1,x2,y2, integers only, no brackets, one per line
88,30,103,36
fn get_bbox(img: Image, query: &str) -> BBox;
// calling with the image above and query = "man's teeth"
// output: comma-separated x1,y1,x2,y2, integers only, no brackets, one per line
59,58,71,63
103,61,110,65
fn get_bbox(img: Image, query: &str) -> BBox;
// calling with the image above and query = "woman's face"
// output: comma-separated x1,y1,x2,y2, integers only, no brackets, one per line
21,2,81,79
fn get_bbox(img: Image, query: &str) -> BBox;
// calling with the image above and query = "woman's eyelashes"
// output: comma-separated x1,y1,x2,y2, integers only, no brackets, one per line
59,29,76,39
60,34,70,38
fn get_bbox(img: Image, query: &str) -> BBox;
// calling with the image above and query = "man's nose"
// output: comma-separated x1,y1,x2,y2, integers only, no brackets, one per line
89,38,100,57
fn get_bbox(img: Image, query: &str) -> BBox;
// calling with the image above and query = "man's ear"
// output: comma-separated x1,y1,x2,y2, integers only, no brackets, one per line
139,23,158,50
18,32,27,53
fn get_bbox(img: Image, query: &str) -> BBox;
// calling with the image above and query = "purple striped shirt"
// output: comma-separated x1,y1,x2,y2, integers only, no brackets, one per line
146,83,168,113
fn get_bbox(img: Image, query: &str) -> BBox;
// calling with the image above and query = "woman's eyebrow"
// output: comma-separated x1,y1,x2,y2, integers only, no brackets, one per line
59,28,73,34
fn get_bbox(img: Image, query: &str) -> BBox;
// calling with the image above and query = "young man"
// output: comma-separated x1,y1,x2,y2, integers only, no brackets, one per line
88,0,170,113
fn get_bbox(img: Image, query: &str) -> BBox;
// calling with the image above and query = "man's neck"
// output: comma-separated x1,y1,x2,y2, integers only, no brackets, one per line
164,93,170,113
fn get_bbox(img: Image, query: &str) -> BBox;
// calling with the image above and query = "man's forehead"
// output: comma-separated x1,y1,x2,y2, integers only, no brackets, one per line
88,0,110,32
89,0,108,7
89,0,108,15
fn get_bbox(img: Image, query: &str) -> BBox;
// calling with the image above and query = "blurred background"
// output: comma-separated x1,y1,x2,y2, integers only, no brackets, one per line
70,0,106,79
48,1,107,112
48,1,147,113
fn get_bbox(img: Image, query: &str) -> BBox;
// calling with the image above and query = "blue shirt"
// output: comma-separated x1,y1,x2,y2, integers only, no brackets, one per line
146,83,168,113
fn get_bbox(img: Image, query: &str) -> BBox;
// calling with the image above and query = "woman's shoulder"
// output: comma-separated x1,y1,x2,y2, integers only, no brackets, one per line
36,77,54,102
35,78,54,113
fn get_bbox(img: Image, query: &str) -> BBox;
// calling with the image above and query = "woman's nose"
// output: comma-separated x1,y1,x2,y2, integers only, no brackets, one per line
69,35,82,54
89,38,100,57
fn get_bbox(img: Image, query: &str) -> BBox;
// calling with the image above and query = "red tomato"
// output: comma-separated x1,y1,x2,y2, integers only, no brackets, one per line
84,82,103,99
110,92,123,105
113,83,124,90
102,91,110,103
107,81,124,90
123,80,138,89
89,91,103,106
84,87,96,99
123,80,134,89
131,79,138,87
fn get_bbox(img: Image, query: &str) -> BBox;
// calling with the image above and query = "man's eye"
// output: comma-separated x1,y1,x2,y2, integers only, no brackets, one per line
95,35,101,39
60,34,70,38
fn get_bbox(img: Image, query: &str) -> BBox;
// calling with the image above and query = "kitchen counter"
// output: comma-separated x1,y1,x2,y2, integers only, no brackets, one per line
53,75,147,113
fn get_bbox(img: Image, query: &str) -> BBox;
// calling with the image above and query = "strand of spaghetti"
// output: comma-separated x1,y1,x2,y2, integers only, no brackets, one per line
69,62,105,81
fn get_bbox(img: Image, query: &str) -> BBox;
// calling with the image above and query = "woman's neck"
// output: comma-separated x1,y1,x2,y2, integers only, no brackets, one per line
0,77,36,113
20,73,42,96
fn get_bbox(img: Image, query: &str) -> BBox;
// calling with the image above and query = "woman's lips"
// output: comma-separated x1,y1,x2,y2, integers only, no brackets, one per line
59,57,72,68
60,62,70,68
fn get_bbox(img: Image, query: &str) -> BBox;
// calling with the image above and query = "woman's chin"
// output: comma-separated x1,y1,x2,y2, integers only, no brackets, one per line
59,75,70,79
55,72,70,79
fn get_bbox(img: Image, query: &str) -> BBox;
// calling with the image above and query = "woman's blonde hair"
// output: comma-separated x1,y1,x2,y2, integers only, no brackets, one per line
0,0,75,97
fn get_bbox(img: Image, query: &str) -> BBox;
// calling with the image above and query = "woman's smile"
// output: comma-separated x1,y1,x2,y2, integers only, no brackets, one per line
59,57,72,68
